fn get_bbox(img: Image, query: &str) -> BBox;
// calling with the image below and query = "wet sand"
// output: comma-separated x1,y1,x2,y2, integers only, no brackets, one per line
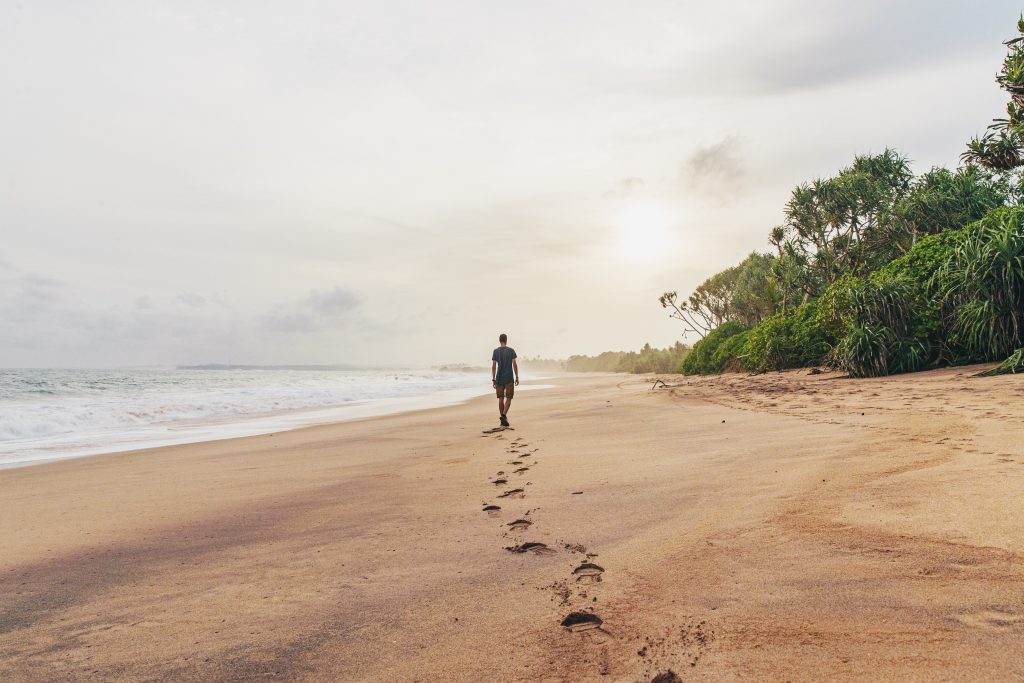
2,368,1023,681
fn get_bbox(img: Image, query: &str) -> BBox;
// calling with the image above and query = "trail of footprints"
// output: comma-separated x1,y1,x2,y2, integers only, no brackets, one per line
479,431,609,644
479,427,711,680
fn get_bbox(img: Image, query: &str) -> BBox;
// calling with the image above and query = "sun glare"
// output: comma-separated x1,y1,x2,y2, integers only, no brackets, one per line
615,202,674,261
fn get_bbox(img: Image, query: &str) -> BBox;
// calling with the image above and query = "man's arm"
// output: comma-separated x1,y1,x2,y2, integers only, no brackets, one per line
512,358,519,385
491,359,497,385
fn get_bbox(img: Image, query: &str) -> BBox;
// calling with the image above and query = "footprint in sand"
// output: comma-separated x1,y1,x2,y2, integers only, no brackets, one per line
560,611,603,632
493,478,508,486
572,562,605,583
497,488,525,498
650,672,682,683
508,460,523,465
482,504,501,516
505,542,555,555
956,608,1024,630
514,467,529,474
507,518,532,531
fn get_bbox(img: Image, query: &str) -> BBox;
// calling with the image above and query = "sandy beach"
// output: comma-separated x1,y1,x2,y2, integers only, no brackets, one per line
2,370,1024,681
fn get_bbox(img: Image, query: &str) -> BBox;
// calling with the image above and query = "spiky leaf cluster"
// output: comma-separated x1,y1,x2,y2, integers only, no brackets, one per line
963,17,1024,170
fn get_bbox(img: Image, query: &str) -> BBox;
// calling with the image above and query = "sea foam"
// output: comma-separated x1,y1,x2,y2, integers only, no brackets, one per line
0,367,497,468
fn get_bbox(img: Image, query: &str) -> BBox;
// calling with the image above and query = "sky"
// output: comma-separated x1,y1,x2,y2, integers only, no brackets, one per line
1,1,1020,368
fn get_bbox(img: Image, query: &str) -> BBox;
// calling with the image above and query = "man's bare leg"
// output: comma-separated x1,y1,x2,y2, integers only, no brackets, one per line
502,397,512,417
497,397,505,417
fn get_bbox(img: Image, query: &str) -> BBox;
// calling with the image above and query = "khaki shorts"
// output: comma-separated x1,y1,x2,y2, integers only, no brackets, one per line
495,382,515,399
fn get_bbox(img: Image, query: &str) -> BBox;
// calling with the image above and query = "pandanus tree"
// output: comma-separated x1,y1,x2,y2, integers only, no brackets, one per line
769,150,913,298
963,17,1024,171
935,207,1024,362
885,166,1007,254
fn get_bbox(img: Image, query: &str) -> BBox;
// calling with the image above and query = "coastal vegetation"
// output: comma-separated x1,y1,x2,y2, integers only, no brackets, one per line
665,18,1024,377
566,342,689,374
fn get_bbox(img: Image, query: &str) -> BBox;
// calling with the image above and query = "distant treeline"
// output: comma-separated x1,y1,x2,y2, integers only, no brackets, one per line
519,356,568,371
566,342,689,374
660,18,1024,379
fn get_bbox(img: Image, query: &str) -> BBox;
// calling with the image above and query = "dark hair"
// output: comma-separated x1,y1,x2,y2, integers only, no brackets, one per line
499,333,508,343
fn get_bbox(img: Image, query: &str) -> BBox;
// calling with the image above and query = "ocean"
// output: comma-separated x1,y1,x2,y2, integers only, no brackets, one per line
0,366,504,468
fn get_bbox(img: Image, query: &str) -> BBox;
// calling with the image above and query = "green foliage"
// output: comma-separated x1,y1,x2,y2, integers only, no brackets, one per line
818,208,1024,377
963,131,1023,172
668,204,1020,378
681,321,748,375
877,229,966,282
771,150,913,298
977,348,1024,376
660,252,782,335
710,330,751,373
744,301,831,372
936,206,1024,361
963,17,1024,170
816,274,860,341
731,253,783,326
566,342,690,374
816,228,960,378
886,166,1007,254
827,274,937,377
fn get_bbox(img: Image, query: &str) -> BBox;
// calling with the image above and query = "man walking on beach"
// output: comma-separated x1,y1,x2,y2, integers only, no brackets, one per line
492,333,519,427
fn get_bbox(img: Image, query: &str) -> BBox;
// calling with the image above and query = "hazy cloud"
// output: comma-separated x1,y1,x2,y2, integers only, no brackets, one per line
262,287,360,334
0,261,69,326
738,1,1007,93
176,292,207,308
597,1,1012,99
683,137,746,201
604,177,646,199
307,287,358,317
19,273,67,301
262,311,316,334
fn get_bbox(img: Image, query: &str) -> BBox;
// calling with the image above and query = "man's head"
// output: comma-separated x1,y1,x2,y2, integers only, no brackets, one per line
499,333,508,345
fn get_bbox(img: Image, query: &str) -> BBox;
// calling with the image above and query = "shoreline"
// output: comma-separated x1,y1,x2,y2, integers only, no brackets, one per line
2,369,1023,681
0,378,558,470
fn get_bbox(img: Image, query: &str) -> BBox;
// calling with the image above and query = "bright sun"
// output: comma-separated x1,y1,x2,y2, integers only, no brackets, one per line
615,202,674,261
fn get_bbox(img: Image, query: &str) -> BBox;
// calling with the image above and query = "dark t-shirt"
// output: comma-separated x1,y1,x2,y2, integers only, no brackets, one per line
492,346,517,384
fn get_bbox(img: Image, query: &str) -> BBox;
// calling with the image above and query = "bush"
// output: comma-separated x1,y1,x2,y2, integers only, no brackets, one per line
816,228,966,377
816,274,861,342
977,348,1024,376
745,301,831,372
936,206,1024,362
681,321,748,375
819,208,1024,376
823,274,937,377
710,330,752,373
879,229,966,282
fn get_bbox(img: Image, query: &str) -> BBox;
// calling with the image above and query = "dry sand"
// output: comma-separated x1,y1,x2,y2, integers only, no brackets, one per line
2,368,1023,681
